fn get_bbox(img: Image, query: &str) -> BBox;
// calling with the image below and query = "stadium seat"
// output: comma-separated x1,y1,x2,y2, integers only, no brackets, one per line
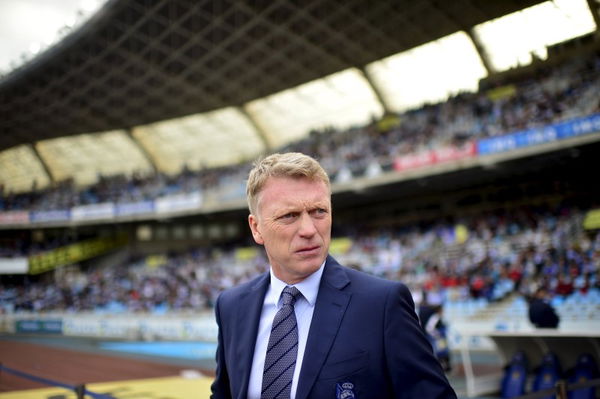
567,353,599,399
532,352,562,399
501,351,529,398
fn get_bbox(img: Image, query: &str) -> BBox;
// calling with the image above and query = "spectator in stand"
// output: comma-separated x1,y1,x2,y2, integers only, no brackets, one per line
553,273,574,297
418,303,452,372
528,286,560,328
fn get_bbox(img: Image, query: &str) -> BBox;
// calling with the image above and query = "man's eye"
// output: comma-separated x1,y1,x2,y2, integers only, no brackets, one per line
279,213,297,220
312,208,328,216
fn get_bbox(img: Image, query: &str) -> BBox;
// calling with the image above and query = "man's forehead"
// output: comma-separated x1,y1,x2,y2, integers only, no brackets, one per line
271,196,331,208
261,175,328,192
256,176,330,208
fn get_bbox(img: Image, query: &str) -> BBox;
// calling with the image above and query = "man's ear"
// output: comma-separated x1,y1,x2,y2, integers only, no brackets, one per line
248,214,264,245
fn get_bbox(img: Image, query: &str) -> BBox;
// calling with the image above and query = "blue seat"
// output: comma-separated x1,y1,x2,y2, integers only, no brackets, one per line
532,352,562,399
501,351,529,398
568,353,599,399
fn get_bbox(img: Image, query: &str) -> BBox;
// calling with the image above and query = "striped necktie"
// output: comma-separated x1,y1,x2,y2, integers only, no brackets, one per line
261,285,301,399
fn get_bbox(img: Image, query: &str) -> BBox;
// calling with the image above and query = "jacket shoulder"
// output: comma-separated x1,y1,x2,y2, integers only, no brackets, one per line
326,256,410,295
217,272,268,306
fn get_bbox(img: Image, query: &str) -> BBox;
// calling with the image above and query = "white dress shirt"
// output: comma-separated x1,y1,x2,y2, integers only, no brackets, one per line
247,261,325,399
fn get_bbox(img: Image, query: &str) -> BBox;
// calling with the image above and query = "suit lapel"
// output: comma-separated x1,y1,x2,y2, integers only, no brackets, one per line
234,273,269,399
296,257,351,399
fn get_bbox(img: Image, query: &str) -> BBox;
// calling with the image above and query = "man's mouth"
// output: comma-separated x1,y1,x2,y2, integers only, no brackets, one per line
296,246,320,254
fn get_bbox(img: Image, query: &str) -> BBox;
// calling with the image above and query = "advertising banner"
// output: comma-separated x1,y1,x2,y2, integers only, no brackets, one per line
155,191,202,214
433,141,476,163
12,314,218,341
115,201,154,216
0,257,28,274
15,319,63,334
63,318,102,336
394,141,476,172
583,208,600,230
394,151,436,171
28,234,128,274
478,113,600,155
30,210,71,223
71,203,115,221
0,211,29,225
556,112,600,139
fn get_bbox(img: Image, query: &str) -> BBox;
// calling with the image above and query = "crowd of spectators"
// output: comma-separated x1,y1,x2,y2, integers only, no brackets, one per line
334,205,600,310
283,49,600,178
1,204,598,314
2,47,600,316
0,163,248,212
1,49,600,212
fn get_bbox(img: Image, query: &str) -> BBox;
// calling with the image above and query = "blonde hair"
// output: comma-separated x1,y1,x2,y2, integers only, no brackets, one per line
246,152,330,215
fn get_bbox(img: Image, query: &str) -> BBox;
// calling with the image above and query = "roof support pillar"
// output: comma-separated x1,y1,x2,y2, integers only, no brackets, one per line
359,66,393,115
587,0,600,33
30,143,56,184
466,28,496,75
240,106,273,153
126,128,158,174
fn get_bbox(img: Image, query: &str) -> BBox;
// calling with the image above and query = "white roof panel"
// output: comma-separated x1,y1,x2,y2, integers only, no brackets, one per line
474,0,596,72
246,68,384,149
36,130,153,186
132,107,265,175
366,31,487,112
0,145,50,194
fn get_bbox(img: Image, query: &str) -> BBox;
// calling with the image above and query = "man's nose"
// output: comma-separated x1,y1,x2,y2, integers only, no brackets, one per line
298,212,317,237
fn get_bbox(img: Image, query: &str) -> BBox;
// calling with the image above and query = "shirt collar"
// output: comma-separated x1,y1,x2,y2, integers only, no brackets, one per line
268,260,325,307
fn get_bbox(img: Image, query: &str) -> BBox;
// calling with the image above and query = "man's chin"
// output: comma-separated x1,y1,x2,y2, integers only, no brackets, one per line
294,256,325,274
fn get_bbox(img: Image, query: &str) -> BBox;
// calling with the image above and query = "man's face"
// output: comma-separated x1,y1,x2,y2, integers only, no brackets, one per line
248,176,331,284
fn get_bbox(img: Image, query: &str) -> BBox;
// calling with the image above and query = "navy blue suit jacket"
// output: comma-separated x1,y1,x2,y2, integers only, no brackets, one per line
210,256,456,399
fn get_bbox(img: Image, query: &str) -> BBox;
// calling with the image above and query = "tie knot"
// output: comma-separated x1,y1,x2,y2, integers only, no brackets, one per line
281,286,301,306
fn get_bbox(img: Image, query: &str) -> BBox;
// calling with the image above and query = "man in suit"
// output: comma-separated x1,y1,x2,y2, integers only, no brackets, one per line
528,287,560,328
211,152,456,399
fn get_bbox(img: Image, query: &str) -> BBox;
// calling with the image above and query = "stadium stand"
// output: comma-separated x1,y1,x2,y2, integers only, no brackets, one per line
1,203,598,316
1,44,599,345
1,48,600,213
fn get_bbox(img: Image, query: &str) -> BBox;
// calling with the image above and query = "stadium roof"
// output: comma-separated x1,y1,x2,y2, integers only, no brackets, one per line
0,0,547,151
0,0,597,192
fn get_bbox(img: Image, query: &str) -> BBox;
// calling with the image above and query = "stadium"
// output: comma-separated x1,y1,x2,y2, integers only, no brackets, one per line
1,0,600,398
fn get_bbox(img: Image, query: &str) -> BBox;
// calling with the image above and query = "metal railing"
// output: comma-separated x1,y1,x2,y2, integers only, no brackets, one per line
0,363,115,399
513,377,600,399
